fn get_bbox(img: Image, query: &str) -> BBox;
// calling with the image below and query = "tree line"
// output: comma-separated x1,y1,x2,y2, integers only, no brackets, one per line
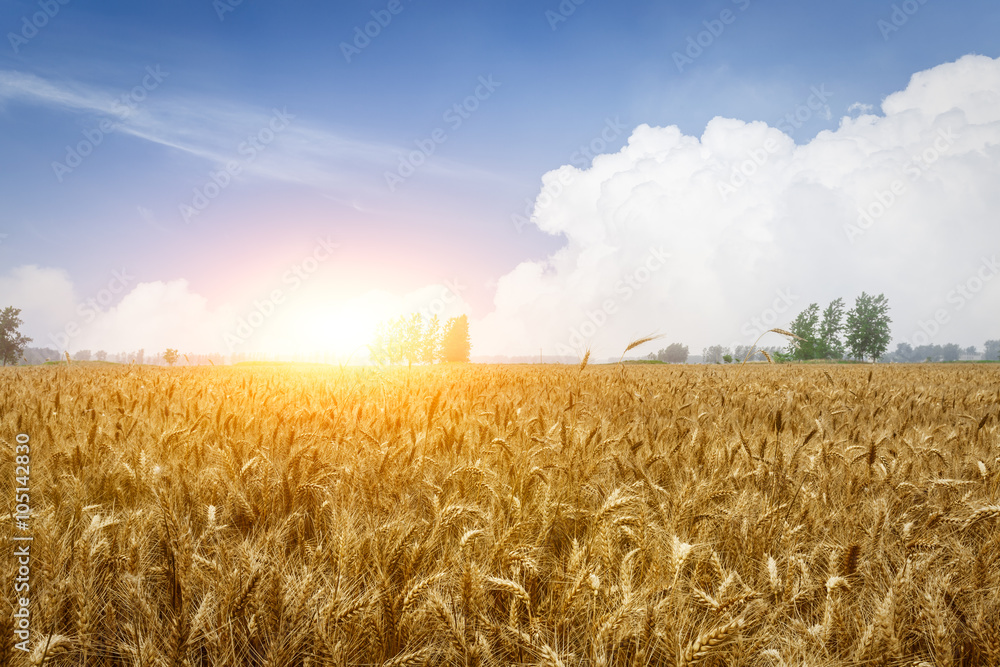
2,305,473,367
368,314,471,366
4,300,998,367
886,340,1000,363
786,292,891,362
696,292,891,363
702,344,785,364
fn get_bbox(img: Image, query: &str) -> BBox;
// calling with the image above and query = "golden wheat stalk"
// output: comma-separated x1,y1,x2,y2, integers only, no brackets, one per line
725,327,805,399
617,334,664,363
30,635,73,666
679,616,745,666
9,340,1000,665
769,327,805,341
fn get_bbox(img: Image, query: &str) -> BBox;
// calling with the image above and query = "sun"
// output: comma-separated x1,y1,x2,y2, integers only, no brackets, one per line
258,297,387,362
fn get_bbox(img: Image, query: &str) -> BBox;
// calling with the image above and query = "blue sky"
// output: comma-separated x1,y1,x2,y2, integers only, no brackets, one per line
2,0,999,358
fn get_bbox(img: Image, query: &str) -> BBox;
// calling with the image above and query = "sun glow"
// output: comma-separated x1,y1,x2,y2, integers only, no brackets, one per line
256,297,389,362
231,278,469,362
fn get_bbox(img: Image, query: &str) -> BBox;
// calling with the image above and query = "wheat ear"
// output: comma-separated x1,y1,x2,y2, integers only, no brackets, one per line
679,616,745,666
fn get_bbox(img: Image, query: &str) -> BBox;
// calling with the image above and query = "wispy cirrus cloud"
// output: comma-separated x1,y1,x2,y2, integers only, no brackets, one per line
0,68,498,192
0,70,122,115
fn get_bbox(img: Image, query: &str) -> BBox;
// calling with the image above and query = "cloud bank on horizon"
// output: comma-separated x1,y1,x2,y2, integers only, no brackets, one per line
5,54,1000,359
474,53,1000,358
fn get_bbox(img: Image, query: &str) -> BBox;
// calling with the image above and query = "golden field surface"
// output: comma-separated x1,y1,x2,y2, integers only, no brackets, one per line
1,363,999,666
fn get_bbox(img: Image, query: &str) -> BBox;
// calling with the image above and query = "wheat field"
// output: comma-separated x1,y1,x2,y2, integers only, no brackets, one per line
1,362,998,666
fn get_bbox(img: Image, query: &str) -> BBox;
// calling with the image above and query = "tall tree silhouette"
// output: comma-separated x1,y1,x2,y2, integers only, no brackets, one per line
440,315,471,362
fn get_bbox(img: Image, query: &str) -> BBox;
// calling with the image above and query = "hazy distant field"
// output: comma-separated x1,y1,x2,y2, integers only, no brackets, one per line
2,363,998,666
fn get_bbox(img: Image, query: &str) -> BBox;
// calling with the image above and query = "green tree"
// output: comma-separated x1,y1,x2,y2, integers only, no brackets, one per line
0,306,32,366
817,298,845,359
788,303,820,360
845,292,892,361
440,314,471,362
164,348,179,366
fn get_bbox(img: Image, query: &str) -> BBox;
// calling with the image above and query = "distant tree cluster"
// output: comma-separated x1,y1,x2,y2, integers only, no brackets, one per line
886,340,999,363
703,345,728,364
653,343,689,363
733,344,783,363
369,314,470,365
22,347,60,365
701,344,782,364
18,345,231,366
788,293,891,362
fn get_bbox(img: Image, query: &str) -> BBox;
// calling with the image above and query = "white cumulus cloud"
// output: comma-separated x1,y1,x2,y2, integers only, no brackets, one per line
75,280,236,353
474,54,1000,359
2,265,235,354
